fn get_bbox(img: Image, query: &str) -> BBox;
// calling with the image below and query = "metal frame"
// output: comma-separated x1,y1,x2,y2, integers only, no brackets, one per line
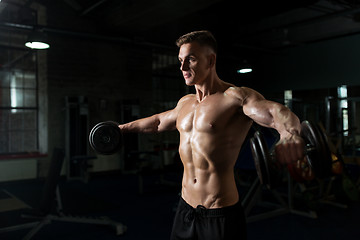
243,173,318,223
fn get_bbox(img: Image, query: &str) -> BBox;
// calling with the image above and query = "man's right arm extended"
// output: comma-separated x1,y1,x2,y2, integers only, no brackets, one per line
119,95,192,134
119,109,178,134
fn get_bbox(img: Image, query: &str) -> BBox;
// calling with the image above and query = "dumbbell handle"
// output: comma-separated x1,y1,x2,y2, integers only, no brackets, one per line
305,144,316,154
252,120,333,187
270,144,316,159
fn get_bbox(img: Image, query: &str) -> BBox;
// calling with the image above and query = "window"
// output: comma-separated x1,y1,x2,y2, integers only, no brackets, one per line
0,1,43,155
284,89,292,108
0,53,38,154
337,85,348,137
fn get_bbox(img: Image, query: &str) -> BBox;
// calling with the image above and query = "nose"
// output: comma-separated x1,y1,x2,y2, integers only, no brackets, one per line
180,61,189,71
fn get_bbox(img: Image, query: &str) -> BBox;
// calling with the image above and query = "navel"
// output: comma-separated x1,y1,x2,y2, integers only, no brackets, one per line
194,178,197,184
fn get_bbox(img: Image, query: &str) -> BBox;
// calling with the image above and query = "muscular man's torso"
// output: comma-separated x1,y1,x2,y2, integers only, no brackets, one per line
176,87,253,208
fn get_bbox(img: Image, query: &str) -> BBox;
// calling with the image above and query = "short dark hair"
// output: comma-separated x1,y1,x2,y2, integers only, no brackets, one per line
175,30,218,54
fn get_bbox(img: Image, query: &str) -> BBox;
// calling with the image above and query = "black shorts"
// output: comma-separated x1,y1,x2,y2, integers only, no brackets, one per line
170,197,247,240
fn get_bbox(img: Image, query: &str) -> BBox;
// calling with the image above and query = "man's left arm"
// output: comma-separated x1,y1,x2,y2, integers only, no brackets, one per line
236,87,305,164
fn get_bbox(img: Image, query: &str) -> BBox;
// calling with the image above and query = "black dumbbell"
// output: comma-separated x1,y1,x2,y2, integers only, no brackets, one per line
250,120,333,188
89,121,122,155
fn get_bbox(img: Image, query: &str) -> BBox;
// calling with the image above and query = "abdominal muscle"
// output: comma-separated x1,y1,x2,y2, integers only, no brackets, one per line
179,131,244,209
175,91,253,209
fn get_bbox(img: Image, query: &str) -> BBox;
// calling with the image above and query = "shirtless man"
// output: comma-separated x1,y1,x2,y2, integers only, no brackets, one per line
119,30,304,240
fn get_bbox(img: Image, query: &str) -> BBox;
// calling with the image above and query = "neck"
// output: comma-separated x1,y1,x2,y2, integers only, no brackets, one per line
195,73,222,102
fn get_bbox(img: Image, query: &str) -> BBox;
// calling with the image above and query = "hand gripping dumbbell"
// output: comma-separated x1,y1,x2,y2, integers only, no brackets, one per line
250,120,333,188
89,121,122,155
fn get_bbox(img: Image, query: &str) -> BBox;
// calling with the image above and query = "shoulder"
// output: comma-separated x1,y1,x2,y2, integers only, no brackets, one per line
179,94,196,101
225,86,264,105
175,94,196,109
178,94,196,104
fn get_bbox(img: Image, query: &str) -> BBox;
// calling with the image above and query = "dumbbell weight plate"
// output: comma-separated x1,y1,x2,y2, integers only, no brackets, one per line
250,135,269,186
301,121,332,179
89,121,122,155
256,132,284,188
251,131,283,188
254,131,272,187
286,158,308,183
315,122,333,178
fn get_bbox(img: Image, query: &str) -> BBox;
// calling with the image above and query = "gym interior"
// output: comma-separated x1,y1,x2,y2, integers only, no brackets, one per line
0,0,360,239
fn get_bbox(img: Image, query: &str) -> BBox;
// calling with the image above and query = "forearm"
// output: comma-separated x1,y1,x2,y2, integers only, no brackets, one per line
270,103,305,165
119,109,177,133
269,103,301,139
119,115,160,134
241,87,304,163
245,99,301,139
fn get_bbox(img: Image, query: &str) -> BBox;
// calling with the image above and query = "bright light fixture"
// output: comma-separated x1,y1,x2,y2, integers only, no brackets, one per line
25,30,50,49
237,60,253,74
237,68,252,74
25,41,50,49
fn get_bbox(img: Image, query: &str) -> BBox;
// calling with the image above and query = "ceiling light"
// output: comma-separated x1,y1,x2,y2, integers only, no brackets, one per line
237,68,252,74
237,60,253,74
25,30,50,49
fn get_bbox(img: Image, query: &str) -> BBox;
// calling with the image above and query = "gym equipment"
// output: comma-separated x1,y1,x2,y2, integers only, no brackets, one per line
0,148,126,240
65,96,91,181
250,131,282,188
242,175,317,223
301,120,332,178
89,121,122,155
250,121,333,188
331,153,344,175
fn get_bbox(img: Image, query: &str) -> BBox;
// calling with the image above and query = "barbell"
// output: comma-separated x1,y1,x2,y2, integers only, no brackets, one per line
250,120,333,188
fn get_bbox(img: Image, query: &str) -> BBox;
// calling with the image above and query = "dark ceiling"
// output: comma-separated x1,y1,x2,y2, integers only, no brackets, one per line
2,0,360,61
58,0,360,50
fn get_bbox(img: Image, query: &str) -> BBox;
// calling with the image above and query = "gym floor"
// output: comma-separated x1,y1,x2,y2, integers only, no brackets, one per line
0,171,359,240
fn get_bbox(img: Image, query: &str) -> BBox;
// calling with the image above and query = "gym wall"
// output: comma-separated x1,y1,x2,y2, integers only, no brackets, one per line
257,33,360,93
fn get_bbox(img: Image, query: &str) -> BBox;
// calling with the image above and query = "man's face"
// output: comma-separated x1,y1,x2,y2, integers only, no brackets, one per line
178,42,212,86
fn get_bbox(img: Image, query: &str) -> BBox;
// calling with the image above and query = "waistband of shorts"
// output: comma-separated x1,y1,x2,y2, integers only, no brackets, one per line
179,196,242,217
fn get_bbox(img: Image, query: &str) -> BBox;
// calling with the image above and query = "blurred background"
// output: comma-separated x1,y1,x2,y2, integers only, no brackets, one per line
0,0,359,239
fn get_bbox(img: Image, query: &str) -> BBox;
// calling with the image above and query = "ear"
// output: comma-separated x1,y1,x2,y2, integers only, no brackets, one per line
209,53,216,68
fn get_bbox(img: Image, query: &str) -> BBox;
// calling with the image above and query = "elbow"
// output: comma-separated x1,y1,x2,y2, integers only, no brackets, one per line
271,103,292,119
271,104,301,129
149,115,161,133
